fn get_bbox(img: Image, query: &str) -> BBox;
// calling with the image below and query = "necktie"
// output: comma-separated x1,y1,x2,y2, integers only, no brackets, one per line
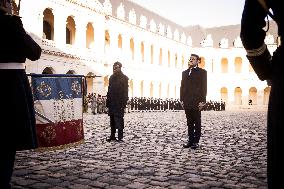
188,68,192,76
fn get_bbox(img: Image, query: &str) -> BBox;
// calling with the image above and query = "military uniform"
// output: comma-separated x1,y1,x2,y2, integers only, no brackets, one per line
240,0,284,188
0,8,41,188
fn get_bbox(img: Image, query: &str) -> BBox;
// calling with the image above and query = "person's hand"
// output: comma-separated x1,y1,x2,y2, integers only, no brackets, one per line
198,102,206,111
180,101,184,109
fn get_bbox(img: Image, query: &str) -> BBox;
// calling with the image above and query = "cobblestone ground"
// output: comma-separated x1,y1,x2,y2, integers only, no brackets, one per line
11,110,268,189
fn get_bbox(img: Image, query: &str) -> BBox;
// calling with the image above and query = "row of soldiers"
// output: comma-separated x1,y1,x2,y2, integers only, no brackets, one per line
84,94,226,114
128,97,226,112
204,100,226,111
129,97,183,111
84,93,107,114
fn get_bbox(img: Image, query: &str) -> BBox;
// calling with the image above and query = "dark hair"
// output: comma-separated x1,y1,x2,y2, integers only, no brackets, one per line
113,61,122,68
191,54,200,61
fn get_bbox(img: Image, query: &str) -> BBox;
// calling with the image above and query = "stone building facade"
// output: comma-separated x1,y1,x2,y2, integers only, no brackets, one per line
12,0,277,108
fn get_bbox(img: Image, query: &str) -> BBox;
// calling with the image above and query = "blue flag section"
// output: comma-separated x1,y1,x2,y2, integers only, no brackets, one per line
32,77,83,100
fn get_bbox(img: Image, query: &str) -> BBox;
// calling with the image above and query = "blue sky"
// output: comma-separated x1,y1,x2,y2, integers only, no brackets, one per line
130,0,246,28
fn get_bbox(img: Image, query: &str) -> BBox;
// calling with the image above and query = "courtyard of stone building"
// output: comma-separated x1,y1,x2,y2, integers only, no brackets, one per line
12,110,267,189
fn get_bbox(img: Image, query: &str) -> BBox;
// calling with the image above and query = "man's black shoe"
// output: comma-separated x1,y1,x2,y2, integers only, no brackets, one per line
191,143,199,149
117,139,124,143
106,137,117,142
183,143,193,148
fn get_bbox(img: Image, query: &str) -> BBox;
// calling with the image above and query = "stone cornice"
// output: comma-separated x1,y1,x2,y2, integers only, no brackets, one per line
107,15,188,47
50,0,104,15
42,49,99,63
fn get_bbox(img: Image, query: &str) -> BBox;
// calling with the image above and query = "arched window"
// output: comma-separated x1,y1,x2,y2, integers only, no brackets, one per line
43,8,54,40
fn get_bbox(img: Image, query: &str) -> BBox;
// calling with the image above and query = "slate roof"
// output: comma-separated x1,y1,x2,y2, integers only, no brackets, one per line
98,0,278,48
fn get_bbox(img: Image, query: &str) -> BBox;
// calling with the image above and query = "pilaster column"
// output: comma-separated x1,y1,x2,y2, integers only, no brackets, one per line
242,86,250,106
54,9,67,48
134,38,142,63
143,80,151,98
227,87,236,105
109,30,119,63
162,47,167,67
167,50,175,69
162,81,170,98
153,44,159,66
176,53,181,69
152,81,160,98
122,34,131,62
144,41,151,64
93,16,105,61
228,57,235,74
104,30,117,65
133,80,141,97
75,20,87,48
176,83,181,99
214,57,221,74
242,58,250,75
203,54,212,73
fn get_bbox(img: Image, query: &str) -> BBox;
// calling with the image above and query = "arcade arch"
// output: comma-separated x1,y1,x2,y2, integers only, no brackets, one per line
264,87,271,105
66,16,76,45
130,38,134,60
151,45,154,64
159,48,162,65
43,8,54,40
181,56,185,69
167,83,170,98
199,57,205,69
220,87,228,103
104,76,109,92
141,42,145,62
104,30,110,53
66,70,76,74
118,34,122,49
234,57,242,73
42,67,55,74
140,81,144,97
221,58,228,73
234,87,242,105
129,79,134,97
249,87,257,105
150,82,154,97
86,23,94,49
159,82,162,98
167,51,170,67
86,72,95,94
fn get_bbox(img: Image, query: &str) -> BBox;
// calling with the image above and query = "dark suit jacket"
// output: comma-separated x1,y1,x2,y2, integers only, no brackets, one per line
180,67,207,109
106,71,129,116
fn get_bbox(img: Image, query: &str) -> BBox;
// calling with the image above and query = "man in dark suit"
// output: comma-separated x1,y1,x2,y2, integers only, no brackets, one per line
106,61,129,142
180,54,207,149
240,0,283,188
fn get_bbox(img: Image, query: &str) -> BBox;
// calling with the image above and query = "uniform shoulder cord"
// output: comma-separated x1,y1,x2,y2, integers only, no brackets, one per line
257,0,276,32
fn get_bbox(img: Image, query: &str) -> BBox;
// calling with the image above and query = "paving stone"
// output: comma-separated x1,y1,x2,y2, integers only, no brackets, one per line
126,182,148,189
11,111,268,188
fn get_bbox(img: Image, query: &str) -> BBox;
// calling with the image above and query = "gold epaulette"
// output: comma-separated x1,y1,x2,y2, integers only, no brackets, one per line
246,43,267,57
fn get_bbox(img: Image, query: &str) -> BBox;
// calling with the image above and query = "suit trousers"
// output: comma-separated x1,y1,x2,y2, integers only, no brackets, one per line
185,108,201,144
110,115,124,140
